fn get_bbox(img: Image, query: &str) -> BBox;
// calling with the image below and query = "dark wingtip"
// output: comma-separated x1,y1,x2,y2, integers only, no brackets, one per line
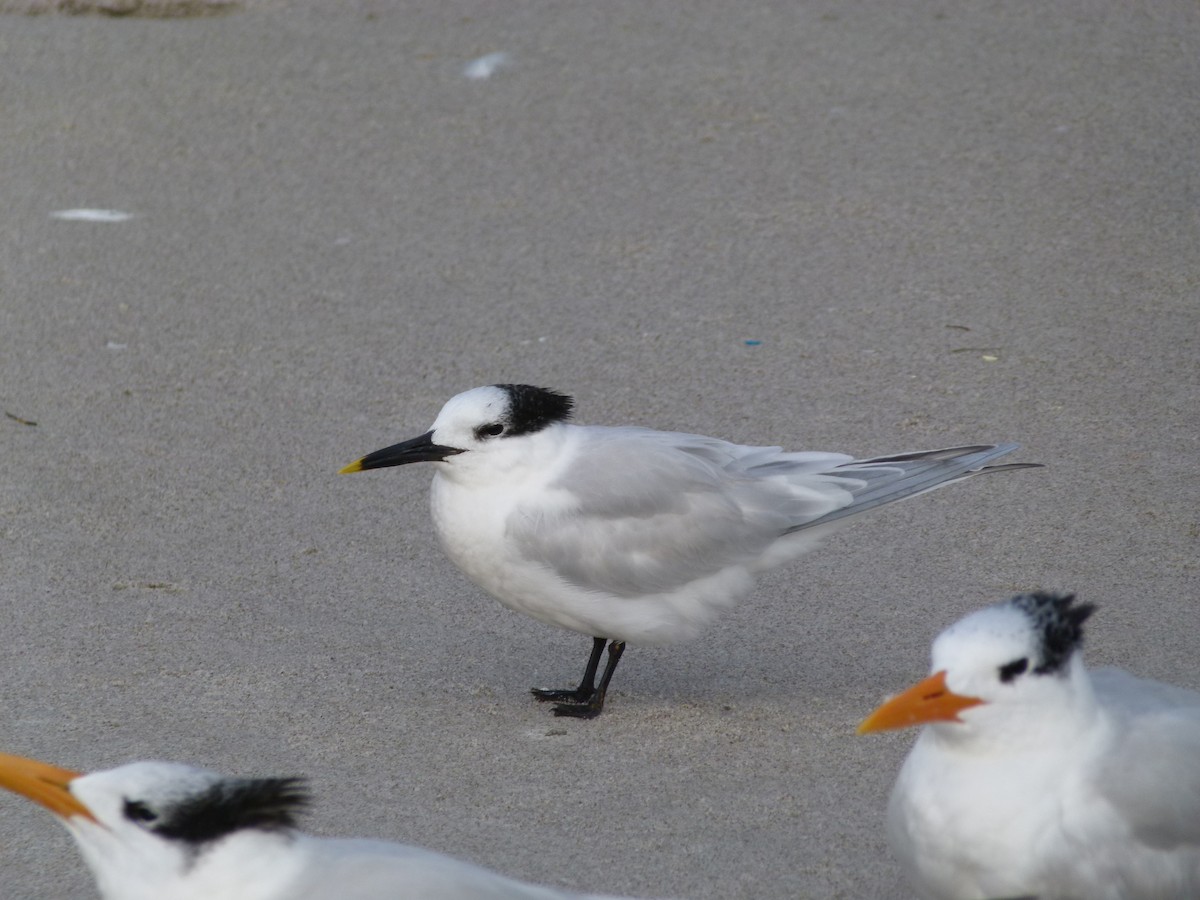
977,462,1046,474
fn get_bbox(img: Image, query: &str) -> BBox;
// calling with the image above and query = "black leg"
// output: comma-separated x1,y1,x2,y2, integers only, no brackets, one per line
550,640,626,719
531,636,606,704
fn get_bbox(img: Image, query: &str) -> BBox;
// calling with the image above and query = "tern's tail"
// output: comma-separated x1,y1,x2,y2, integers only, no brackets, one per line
784,443,1041,534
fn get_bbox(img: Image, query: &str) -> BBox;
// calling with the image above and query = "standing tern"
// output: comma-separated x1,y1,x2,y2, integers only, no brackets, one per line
859,592,1200,899
340,383,1039,717
0,753,655,900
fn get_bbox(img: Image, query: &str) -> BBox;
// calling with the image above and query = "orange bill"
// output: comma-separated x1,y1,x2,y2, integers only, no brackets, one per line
0,752,94,821
857,670,985,734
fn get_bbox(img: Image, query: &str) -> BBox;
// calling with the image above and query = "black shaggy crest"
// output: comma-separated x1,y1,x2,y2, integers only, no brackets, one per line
496,384,574,436
1010,591,1096,676
154,777,309,845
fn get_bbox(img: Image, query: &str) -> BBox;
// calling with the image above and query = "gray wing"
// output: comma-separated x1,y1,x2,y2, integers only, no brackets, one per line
510,431,1036,597
290,838,627,899
508,427,860,598
1092,668,1200,849
783,443,1038,533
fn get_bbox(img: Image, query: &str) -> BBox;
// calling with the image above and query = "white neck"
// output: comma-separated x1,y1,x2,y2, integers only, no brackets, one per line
70,820,307,900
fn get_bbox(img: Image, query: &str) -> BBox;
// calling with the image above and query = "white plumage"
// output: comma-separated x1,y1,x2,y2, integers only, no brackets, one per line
859,592,1200,899
342,384,1038,716
0,754,652,900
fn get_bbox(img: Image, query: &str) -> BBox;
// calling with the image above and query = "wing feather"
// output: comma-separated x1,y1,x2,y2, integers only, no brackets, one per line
508,428,855,597
1092,668,1200,849
507,431,1034,598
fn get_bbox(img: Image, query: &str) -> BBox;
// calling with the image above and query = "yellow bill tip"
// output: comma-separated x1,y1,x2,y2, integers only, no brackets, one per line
338,459,365,474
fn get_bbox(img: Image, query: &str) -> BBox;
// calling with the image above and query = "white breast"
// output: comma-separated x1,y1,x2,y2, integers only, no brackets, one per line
428,470,750,644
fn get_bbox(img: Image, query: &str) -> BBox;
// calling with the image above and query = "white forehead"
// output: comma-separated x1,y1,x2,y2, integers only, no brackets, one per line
931,603,1035,673
73,761,219,807
432,385,510,429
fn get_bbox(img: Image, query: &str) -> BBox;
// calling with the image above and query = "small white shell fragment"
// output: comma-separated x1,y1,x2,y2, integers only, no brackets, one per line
463,52,511,80
52,209,135,222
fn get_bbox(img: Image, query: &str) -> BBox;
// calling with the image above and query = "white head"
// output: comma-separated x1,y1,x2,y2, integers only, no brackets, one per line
859,592,1097,746
0,754,307,900
340,384,575,477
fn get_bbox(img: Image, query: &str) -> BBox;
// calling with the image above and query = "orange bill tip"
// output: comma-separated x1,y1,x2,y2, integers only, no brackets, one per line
857,670,985,735
0,752,94,821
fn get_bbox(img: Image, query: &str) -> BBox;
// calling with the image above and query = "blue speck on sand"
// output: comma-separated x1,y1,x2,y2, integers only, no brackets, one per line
744,339,763,346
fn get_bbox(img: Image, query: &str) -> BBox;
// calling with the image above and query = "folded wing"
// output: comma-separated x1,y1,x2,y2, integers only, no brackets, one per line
508,428,859,597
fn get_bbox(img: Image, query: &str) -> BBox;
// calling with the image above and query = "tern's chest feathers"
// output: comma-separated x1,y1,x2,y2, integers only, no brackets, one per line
892,741,1116,899
428,473,559,578
428,472,586,625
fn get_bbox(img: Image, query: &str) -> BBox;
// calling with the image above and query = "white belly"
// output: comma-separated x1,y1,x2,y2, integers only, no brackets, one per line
888,738,1190,900
428,474,749,644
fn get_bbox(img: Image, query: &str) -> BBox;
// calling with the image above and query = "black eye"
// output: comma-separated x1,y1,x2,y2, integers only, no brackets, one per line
476,422,505,439
998,657,1029,684
123,800,159,824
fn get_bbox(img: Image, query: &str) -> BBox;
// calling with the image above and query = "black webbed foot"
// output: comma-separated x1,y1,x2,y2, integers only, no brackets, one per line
550,695,605,719
530,638,625,719
530,686,592,704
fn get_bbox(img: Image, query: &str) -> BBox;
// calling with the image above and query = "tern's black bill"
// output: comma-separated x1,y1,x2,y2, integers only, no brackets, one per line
340,431,463,473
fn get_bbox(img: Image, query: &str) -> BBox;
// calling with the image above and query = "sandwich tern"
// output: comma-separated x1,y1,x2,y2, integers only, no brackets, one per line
341,384,1039,717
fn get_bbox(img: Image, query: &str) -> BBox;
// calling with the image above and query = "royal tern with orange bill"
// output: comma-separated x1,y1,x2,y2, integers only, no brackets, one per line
0,753,660,900
860,592,1200,899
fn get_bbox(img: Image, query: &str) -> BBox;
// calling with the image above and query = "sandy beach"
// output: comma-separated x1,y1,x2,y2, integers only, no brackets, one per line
1,3,1197,896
